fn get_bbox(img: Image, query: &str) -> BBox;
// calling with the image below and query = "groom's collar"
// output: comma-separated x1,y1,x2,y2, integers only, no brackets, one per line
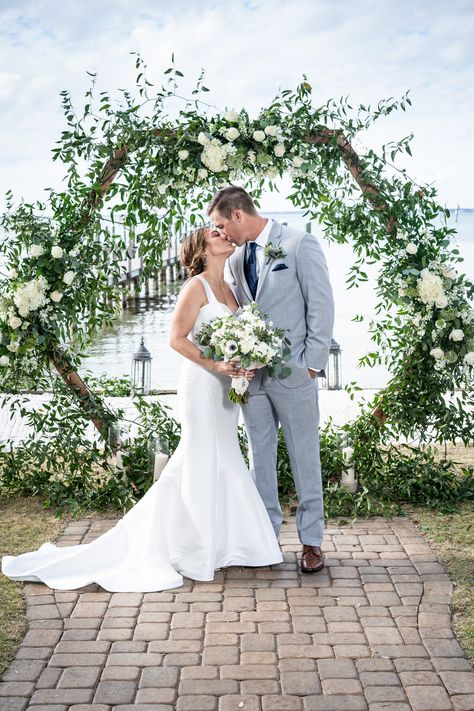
248,217,273,251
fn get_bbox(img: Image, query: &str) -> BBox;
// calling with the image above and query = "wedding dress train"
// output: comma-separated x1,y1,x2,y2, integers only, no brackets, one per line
1,274,283,592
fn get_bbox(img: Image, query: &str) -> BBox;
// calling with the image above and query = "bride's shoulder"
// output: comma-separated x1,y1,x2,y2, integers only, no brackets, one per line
178,276,207,303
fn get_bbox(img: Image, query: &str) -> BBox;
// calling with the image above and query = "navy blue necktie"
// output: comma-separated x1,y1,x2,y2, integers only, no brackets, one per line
244,242,258,298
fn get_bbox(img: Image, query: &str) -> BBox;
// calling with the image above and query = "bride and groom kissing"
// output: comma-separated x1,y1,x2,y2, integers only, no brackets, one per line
2,185,335,593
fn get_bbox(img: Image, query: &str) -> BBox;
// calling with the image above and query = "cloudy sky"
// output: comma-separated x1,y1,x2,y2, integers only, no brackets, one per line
0,0,473,210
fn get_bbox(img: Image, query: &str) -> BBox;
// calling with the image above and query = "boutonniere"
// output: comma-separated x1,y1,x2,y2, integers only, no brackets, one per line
264,243,287,263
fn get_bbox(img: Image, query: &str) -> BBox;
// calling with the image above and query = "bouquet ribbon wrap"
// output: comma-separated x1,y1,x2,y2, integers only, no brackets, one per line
227,359,265,404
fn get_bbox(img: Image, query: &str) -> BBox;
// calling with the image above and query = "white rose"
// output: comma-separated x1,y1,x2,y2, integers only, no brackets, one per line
253,130,266,142
406,242,418,255
178,149,189,160
464,352,474,366
9,316,22,329
225,127,240,141
69,247,79,257
449,329,464,341
0,355,9,366
430,347,445,360
197,132,209,145
63,270,76,285
7,341,19,352
266,167,278,179
265,125,278,137
274,143,286,157
225,110,239,122
292,155,304,168
436,295,448,309
30,244,45,257
51,245,63,259
50,291,63,303
198,168,208,180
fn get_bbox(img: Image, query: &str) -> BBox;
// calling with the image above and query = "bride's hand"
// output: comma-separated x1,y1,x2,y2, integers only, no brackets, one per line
211,361,255,380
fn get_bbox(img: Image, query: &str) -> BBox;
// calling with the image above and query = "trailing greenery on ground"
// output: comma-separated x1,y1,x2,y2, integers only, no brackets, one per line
1,388,471,518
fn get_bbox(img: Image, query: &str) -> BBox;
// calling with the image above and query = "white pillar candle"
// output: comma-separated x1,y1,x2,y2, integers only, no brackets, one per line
153,452,169,482
340,466,358,493
341,446,357,493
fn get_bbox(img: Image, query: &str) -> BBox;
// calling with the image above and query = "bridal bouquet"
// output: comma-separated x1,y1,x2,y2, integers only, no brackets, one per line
196,302,291,404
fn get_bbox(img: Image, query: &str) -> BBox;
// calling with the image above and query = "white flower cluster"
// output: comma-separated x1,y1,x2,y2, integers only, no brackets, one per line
417,268,448,309
206,305,282,365
196,303,287,402
197,303,284,367
198,134,232,173
12,276,49,317
0,238,80,367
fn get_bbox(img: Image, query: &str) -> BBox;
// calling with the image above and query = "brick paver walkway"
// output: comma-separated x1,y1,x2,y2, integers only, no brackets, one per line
1,515,473,711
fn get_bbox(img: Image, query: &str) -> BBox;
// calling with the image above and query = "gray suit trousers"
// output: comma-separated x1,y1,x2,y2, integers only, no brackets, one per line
242,371,324,547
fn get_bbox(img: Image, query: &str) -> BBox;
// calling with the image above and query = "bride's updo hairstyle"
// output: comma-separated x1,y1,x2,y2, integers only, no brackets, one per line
180,227,208,277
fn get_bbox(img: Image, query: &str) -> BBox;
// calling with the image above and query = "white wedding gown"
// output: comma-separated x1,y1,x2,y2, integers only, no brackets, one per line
1,274,283,592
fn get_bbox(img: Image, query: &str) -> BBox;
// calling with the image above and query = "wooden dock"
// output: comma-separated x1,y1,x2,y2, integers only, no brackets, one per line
108,221,312,309
108,226,185,309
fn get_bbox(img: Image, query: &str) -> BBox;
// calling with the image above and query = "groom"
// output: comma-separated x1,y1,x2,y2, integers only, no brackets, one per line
209,186,335,573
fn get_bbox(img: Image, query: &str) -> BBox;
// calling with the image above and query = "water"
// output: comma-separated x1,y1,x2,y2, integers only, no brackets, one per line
80,210,474,390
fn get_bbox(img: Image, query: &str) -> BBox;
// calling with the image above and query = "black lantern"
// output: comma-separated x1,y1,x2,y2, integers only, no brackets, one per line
131,336,152,395
327,338,342,390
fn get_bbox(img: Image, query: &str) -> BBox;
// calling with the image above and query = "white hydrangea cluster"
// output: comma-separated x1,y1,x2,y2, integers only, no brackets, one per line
199,136,232,173
0,238,81,368
417,268,448,309
12,276,49,317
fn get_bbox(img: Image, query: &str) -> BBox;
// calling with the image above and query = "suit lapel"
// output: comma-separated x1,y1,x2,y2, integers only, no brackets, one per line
255,221,282,300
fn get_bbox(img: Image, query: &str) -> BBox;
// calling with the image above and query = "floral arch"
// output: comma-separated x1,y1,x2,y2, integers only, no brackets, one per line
1,56,473,464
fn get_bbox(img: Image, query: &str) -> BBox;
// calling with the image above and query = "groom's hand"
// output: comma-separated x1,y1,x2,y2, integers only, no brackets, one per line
308,369,318,379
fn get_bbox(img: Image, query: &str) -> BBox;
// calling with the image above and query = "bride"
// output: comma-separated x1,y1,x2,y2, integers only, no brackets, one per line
1,226,283,592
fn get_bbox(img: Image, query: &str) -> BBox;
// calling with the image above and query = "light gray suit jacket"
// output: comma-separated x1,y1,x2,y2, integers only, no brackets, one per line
225,220,335,391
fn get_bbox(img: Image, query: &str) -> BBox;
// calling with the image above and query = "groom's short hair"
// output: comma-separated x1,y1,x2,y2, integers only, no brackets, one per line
207,186,258,218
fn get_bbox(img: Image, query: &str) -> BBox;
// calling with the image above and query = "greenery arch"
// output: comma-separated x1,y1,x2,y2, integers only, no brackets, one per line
0,55,473,511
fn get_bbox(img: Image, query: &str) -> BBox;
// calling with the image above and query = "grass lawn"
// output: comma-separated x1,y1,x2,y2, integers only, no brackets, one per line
0,495,124,675
0,495,72,674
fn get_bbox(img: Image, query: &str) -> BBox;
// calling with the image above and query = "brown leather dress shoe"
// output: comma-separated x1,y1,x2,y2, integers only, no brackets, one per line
300,545,325,573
